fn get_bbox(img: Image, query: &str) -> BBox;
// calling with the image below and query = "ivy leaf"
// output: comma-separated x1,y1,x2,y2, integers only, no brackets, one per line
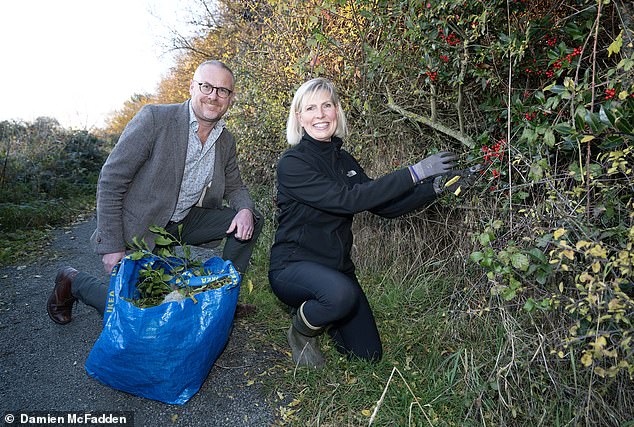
528,248,547,263
554,123,573,135
501,286,517,301
536,269,549,285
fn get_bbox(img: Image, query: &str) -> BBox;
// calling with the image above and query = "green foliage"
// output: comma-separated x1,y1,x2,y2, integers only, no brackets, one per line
0,119,107,207
547,227,634,379
101,0,634,424
0,118,108,266
125,226,233,308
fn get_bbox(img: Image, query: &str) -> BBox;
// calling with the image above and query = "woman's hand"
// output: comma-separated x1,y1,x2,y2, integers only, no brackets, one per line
409,151,457,182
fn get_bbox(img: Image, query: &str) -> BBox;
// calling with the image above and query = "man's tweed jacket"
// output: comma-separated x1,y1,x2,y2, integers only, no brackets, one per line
92,100,254,255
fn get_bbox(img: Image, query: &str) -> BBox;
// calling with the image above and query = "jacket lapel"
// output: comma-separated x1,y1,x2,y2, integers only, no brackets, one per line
171,101,190,188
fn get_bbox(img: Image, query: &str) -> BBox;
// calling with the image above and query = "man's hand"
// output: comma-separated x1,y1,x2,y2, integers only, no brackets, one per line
102,251,125,274
226,208,255,241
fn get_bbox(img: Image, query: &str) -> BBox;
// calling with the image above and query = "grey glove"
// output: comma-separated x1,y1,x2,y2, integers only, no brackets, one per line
409,151,457,183
433,164,482,195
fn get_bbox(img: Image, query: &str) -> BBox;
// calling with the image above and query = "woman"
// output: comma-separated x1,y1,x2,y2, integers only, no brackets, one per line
268,77,469,368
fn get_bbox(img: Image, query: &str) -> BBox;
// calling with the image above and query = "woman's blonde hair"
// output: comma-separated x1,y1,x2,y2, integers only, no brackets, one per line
286,78,348,146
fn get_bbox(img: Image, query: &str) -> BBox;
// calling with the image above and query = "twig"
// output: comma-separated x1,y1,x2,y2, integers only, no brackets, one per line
586,0,603,220
456,40,469,135
385,87,475,149
505,0,514,234
368,366,432,426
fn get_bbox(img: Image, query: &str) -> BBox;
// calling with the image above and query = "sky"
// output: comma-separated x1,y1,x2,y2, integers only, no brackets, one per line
0,1,199,130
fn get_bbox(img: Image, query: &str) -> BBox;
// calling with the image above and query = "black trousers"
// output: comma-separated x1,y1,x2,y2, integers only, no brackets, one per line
72,206,263,316
269,261,382,361
165,206,263,274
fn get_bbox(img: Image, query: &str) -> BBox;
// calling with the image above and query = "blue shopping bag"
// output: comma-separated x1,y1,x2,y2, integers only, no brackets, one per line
85,254,240,405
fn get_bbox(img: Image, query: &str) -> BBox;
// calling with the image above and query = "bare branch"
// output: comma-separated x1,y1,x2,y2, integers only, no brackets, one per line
385,87,475,149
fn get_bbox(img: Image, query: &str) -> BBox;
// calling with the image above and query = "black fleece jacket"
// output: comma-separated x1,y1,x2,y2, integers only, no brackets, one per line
269,134,438,273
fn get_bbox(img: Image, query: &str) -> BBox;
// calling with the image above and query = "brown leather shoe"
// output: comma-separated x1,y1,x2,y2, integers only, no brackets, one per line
47,267,79,325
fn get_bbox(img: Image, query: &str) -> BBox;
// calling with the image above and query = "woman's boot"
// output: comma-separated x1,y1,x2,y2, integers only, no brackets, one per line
287,302,325,368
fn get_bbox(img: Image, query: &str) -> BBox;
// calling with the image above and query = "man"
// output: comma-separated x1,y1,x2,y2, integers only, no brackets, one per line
47,60,262,324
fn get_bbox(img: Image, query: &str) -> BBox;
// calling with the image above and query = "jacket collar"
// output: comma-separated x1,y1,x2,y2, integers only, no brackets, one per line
300,132,344,153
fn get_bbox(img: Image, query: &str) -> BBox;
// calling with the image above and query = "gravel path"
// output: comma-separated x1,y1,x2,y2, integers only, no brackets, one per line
0,214,279,426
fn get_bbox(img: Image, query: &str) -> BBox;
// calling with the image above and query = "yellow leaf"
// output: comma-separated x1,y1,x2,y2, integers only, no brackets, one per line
608,298,621,311
580,352,593,367
603,349,618,358
587,244,607,258
562,249,575,260
590,336,607,351
578,272,593,283
553,228,567,240
288,399,301,407
557,351,565,358
607,30,623,57
247,279,254,294
453,186,462,196
594,367,607,378
575,240,592,250
580,135,595,143
559,282,564,293
361,409,373,417
591,262,601,273
246,380,255,386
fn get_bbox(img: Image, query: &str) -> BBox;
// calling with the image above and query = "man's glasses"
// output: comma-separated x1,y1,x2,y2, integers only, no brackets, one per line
194,81,233,98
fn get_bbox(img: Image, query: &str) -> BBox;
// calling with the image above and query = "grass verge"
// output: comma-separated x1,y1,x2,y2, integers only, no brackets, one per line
238,196,633,426
0,196,95,268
